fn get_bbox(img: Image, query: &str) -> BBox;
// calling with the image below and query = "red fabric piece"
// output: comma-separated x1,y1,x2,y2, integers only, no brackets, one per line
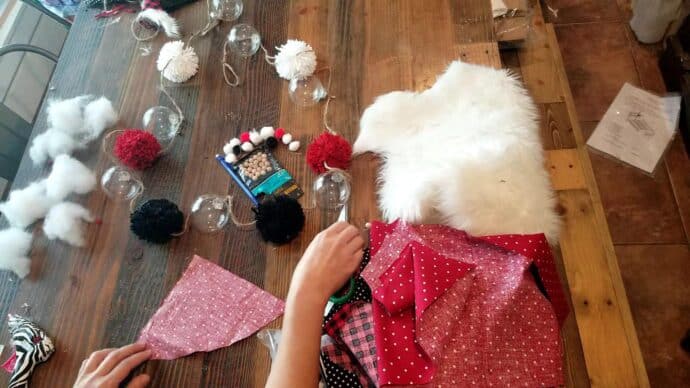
95,4,136,18
475,234,569,326
333,303,379,385
1,351,16,373
114,129,161,170
138,255,284,360
364,220,564,387
372,241,474,386
306,132,352,174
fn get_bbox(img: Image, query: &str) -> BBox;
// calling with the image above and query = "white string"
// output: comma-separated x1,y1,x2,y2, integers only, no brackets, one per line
222,42,241,87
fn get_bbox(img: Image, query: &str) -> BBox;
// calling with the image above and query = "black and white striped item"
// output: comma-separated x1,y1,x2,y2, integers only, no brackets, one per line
6,315,55,388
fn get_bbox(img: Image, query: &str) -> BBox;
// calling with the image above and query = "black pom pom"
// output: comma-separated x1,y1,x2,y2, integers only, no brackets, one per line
130,199,184,244
265,136,278,150
253,194,305,245
681,329,690,354
232,145,242,155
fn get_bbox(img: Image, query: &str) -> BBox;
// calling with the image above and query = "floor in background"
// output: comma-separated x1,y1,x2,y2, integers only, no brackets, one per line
543,0,690,385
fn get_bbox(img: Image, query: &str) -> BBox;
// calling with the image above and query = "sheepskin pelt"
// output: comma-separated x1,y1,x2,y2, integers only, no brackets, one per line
354,60,560,244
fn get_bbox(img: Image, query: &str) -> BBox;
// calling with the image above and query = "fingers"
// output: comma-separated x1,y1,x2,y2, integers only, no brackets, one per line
337,224,360,244
82,348,115,373
96,343,148,375
327,221,349,235
126,374,151,388
346,234,365,254
109,348,152,382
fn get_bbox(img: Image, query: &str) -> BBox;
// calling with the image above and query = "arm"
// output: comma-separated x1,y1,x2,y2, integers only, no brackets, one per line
265,222,365,388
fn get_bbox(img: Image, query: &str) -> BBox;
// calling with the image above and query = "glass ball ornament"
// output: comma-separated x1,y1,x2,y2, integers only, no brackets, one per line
143,106,180,148
209,0,243,21
288,75,328,107
313,169,351,212
101,165,144,202
190,194,231,233
227,24,261,57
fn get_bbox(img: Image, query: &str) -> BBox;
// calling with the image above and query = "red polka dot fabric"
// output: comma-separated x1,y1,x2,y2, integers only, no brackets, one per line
364,220,564,387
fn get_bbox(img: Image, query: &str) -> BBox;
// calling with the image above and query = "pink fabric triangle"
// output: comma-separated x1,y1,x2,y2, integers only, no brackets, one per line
1,351,16,373
138,255,285,360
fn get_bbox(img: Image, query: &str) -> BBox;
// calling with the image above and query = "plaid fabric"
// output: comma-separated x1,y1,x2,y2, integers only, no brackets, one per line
333,303,378,385
321,336,371,387
324,303,356,341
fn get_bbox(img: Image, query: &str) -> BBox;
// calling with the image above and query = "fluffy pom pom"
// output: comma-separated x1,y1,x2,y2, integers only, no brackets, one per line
288,140,301,152
46,155,96,201
82,96,118,141
229,138,241,147
241,142,254,152
157,40,199,83
274,40,317,81
282,133,293,144
0,228,32,278
130,199,184,244
225,153,237,163
114,129,161,170
275,127,285,140
43,202,94,247
260,126,275,139
306,132,352,174
253,195,305,245
136,8,180,38
232,145,242,155
240,132,251,143
265,137,278,149
0,180,55,228
222,143,233,154
29,129,81,165
249,130,263,145
46,96,89,135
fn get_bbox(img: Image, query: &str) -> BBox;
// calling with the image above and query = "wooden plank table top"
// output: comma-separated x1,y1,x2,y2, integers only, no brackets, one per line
0,0,648,387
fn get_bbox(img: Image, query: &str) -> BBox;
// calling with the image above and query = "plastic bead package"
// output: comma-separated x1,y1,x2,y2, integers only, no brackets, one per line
234,147,303,199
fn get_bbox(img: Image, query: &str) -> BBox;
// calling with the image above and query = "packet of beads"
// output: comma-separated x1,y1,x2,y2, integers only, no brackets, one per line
235,148,303,199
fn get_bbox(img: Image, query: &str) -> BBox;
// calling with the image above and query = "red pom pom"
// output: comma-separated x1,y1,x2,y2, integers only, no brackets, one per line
275,127,285,140
306,132,352,174
240,132,250,143
114,129,161,170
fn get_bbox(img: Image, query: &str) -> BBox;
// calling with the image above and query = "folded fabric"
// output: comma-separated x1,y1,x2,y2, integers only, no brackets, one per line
364,220,564,387
321,335,372,387
327,302,379,385
372,241,475,385
138,255,285,360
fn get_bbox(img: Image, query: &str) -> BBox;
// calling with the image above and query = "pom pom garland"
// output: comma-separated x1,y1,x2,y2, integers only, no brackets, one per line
275,128,286,140
265,137,278,149
114,129,162,170
157,41,199,83
223,143,233,155
229,138,241,147
253,195,305,245
282,133,293,144
240,132,250,143
130,199,184,244
232,145,242,155
249,130,262,145
306,132,353,174
225,154,237,163
288,141,301,152
274,40,317,81
260,126,275,139
241,142,254,152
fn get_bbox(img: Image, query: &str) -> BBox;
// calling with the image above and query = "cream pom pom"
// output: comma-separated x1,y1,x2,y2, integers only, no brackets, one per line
241,142,254,152
288,140,300,152
282,133,293,144
224,153,237,163
259,126,275,139
249,130,263,145
274,40,317,81
157,40,199,83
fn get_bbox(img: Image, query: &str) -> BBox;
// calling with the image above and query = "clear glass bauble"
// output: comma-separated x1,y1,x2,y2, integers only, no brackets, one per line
101,166,143,202
209,0,243,21
313,169,351,211
288,75,327,107
190,194,230,233
143,106,180,148
227,24,261,57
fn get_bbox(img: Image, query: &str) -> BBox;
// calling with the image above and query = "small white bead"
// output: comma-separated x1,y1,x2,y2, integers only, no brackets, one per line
229,138,241,147
224,153,237,163
282,133,293,144
288,140,301,151
241,142,254,152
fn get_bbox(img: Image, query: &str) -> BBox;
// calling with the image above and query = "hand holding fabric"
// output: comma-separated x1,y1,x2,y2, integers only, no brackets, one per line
73,343,151,388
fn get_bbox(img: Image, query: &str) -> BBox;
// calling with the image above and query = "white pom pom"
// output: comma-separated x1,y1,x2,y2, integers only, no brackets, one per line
43,202,94,247
288,140,301,152
225,154,237,163
82,96,117,141
157,40,199,83
229,138,241,147
282,133,293,144
29,128,82,165
249,130,263,145
0,228,32,278
223,143,233,154
46,155,96,201
259,126,275,139
241,142,254,152
274,40,317,81
0,180,56,228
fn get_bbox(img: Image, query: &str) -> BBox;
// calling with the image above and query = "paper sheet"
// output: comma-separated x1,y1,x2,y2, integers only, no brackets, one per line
587,83,680,174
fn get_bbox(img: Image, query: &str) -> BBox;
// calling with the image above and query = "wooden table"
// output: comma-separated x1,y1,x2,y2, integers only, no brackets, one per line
0,0,649,387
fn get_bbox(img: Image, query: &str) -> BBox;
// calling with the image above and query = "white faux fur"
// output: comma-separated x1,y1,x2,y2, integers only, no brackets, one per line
137,9,180,38
0,228,32,278
354,61,560,243
43,202,93,247
0,179,56,228
45,155,96,201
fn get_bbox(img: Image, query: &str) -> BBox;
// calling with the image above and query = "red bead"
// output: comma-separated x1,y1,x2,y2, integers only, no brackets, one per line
275,127,285,140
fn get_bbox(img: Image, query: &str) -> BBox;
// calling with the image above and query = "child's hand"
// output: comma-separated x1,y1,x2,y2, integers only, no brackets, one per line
74,343,151,388
289,222,365,305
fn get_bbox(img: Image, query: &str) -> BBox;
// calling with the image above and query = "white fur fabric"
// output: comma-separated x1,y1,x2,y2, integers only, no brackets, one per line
354,61,560,243
0,228,32,278
43,202,93,247
0,179,56,228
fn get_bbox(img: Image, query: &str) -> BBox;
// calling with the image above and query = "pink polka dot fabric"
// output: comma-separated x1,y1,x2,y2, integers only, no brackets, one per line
365,220,564,387
138,255,285,360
